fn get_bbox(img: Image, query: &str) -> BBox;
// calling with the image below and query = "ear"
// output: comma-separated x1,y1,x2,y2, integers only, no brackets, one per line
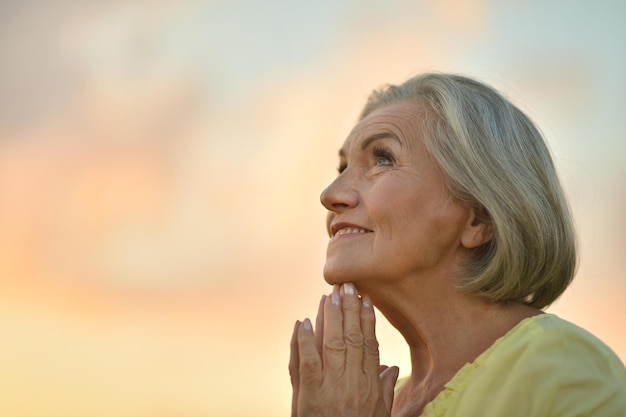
460,207,493,249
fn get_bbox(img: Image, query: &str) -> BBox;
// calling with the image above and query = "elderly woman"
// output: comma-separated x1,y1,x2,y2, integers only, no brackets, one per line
289,73,626,417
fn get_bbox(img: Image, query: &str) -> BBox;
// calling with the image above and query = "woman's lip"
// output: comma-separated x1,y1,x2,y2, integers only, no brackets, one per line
329,228,373,243
333,226,372,237
329,222,374,237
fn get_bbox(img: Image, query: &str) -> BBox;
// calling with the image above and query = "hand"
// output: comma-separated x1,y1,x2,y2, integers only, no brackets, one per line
289,283,399,417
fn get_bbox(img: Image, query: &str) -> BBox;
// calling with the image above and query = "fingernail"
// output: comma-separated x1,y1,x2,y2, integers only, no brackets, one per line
362,295,372,307
331,289,340,306
319,294,326,306
344,282,355,295
303,318,312,331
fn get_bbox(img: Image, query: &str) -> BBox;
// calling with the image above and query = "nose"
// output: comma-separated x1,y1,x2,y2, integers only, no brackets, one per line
320,175,359,213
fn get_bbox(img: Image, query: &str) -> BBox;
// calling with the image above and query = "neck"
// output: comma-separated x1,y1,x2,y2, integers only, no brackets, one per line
356,276,541,391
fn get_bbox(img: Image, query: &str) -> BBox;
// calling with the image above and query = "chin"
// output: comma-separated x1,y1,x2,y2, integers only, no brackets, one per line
323,262,366,286
322,269,343,286
323,271,376,300
323,262,345,285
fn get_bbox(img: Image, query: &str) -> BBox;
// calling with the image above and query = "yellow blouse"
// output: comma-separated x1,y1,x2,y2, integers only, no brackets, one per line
398,314,626,417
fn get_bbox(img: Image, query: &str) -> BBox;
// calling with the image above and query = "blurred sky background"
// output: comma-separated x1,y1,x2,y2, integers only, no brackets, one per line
0,0,625,416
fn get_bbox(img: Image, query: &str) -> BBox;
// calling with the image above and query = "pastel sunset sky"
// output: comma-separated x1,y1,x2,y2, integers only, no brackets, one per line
0,1,625,416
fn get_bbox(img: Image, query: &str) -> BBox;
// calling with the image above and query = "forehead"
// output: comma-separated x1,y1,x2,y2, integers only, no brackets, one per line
341,99,427,154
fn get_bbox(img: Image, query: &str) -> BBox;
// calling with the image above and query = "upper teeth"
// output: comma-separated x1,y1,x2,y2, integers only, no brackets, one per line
335,227,369,236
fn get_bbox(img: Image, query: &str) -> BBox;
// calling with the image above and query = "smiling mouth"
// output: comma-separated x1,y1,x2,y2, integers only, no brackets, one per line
333,227,371,237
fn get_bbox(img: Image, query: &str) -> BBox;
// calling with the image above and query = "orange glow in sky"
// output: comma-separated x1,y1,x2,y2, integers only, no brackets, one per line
0,1,625,416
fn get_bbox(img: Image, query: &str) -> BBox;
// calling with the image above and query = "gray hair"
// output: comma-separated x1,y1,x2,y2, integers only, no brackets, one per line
361,73,577,309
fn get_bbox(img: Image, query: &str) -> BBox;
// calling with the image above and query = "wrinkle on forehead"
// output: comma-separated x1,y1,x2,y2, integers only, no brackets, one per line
340,99,429,158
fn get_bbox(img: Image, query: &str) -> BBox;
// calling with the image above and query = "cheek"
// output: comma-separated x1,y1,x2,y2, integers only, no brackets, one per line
419,204,470,252
375,192,466,250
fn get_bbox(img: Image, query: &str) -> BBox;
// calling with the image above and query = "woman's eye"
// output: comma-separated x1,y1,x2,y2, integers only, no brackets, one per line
375,156,392,166
337,163,347,174
372,148,394,167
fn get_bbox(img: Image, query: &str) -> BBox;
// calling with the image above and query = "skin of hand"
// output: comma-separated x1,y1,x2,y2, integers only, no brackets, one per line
289,283,400,417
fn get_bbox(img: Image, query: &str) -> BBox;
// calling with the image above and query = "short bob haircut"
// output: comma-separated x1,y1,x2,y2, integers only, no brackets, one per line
360,73,577,309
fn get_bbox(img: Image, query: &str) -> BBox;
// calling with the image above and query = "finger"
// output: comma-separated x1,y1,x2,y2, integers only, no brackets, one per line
289,321,301,417
360,295,380,375
341,283,364,371
289,321,301,386
314,295,326,358
322,285,346,373
380,365,400,413
297,318,323,389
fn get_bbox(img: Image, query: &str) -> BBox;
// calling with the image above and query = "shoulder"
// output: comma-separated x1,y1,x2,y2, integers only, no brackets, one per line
489,313,625,374
468,313,626,416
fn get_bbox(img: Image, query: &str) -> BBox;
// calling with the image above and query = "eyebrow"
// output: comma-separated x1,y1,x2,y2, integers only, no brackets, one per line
338,132,401,157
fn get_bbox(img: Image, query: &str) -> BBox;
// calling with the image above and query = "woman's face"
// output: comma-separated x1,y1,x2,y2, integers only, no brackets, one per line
321,100,473,287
